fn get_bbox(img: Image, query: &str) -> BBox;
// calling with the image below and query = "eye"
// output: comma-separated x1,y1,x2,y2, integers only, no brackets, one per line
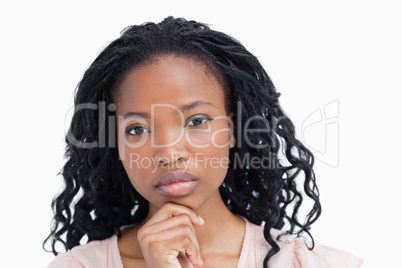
125,125,150,135
185,115,212,127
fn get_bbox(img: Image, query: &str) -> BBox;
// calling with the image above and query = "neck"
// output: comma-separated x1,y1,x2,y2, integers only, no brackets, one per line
192,191,245,253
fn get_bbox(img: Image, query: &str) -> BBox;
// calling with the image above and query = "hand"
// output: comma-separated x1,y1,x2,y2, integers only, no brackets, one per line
137,203,205,268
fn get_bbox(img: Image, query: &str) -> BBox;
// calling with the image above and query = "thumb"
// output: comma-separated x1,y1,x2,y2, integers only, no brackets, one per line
178,251,194,268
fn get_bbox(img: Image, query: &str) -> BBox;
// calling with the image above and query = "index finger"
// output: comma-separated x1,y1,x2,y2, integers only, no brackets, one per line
145,202,205,227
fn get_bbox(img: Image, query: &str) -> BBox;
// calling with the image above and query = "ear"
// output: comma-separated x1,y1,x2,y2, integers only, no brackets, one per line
227,112,236,148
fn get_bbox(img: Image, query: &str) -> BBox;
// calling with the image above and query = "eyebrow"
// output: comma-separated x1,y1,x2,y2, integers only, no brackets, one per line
121,100,215,121
181,100,215,111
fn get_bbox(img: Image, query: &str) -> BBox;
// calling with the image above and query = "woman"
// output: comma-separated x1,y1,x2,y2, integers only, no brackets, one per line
45,17,362,267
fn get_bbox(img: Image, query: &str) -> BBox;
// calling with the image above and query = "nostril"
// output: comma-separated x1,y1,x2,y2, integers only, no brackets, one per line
155,154,186,167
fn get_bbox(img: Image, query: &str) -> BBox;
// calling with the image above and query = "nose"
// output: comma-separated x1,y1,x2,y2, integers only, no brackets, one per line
152,129,190,167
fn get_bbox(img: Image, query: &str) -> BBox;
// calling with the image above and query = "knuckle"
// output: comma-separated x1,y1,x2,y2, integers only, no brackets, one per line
149,241,163,254
178,224,193,234
178,235,191,247
137,227,153,246
137,226,148,240
139,235,151,247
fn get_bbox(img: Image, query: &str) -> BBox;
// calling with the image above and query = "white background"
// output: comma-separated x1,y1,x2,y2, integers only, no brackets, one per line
1,1,401,267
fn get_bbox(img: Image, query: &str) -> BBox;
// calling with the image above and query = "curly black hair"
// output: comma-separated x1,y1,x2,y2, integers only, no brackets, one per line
44,16,321,267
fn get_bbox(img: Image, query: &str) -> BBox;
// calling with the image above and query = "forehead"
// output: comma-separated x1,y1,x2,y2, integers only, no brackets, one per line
114,55,226,113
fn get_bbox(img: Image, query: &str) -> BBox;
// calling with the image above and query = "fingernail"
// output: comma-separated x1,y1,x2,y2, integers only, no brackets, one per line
198,216,204,224
199,257,204,266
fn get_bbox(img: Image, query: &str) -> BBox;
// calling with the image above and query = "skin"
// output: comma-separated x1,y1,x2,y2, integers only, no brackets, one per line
115,55,245,268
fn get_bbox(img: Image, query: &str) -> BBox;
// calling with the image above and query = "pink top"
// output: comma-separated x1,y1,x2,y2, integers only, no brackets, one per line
48,219,363,267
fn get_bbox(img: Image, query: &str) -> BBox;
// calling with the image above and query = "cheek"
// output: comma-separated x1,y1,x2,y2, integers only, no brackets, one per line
212,129,231,148
119,148,155,200
194,139,231,174
121,149,152,173
203,146,230,171
116,132,153,191
210,122,232,149
189,122,231,168
117,133,150,164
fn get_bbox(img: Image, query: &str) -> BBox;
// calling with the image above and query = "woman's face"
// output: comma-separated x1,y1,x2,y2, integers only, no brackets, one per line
115,55,235,214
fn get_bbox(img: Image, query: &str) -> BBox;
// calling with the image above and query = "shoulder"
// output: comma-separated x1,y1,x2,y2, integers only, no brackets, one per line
246,221,363,268
47,236,122,268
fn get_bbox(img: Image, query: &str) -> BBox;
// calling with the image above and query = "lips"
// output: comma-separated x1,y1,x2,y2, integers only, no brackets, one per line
154,170,199,197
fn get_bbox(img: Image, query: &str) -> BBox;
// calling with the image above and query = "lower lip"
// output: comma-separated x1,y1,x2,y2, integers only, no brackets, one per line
155,181,198,197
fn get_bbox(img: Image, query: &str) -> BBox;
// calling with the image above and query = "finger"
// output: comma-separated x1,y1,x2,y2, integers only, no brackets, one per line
178,251,193,268
139,224,201,263
145,202,204,227
143,214,196,235
161,235,201,266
